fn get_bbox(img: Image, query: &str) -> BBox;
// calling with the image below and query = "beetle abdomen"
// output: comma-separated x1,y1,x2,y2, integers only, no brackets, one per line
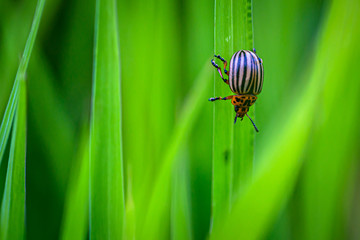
229,50,264,95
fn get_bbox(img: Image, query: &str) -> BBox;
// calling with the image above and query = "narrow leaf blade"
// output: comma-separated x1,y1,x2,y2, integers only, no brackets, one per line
89,0,125,238
0,0,45,166
0,76,27,240
0,0,45,237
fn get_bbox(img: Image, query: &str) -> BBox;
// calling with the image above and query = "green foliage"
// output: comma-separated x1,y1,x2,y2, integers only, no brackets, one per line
60,131,89,240
0,1,44,239
301,1,360,239
141,63,212,239
212,0,255,233
0,0,359,239
89,0,124,238
0,0,44,166
0,79,27,240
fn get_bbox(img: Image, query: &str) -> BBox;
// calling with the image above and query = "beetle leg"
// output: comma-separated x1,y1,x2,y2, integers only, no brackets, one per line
208,95,233,102
211,59,229,84
246,113,259,132
214,54,229,76
252,48,256,53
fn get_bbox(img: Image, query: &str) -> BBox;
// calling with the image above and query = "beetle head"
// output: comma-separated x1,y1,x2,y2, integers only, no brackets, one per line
234,105,248,119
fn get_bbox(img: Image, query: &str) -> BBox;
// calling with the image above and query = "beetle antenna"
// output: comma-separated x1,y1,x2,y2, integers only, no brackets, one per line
246,113,259,132
234,115,238,124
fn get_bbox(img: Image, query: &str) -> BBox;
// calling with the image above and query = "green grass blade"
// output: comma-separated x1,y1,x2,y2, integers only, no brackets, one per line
232,0,255,199
0,76,27,240
0,1,39,116
116,3,152,233
141,63,212,239
60,131,89,240
123,169,135,240
212,0,233,230
117,1,180,235
0,1,45,238
0,0,45,166
89,0,124,238
301,1,360,239
0,81,19,166
182,0,214,237
171,150,193,240
212,0,254,232
212,94,314,240
211,0,359,238
0,0,69,199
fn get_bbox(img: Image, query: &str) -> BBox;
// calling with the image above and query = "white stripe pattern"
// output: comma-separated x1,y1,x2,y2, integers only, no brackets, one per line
228,50,263,95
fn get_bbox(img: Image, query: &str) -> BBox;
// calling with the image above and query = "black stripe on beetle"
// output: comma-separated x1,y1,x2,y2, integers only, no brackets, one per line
209,49,264,132
228,50,263,95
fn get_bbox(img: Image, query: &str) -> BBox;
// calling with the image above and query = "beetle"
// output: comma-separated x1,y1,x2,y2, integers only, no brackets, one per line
209,48,263,132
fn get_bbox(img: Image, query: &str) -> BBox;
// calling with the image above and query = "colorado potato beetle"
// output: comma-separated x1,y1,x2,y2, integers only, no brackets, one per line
209,48,263,132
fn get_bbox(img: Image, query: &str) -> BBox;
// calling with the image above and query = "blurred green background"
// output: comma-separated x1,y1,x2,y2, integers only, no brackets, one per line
0,0,359,239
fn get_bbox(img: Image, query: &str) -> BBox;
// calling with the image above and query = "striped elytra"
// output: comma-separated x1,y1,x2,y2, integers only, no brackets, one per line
229,50,264,95
209,49,263,131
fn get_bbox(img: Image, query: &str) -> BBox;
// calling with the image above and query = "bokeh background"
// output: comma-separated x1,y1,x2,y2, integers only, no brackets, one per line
0,0,359,239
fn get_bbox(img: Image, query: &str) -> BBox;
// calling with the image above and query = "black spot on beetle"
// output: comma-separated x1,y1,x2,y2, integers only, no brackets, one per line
235,97,241,102
243,99,251,106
